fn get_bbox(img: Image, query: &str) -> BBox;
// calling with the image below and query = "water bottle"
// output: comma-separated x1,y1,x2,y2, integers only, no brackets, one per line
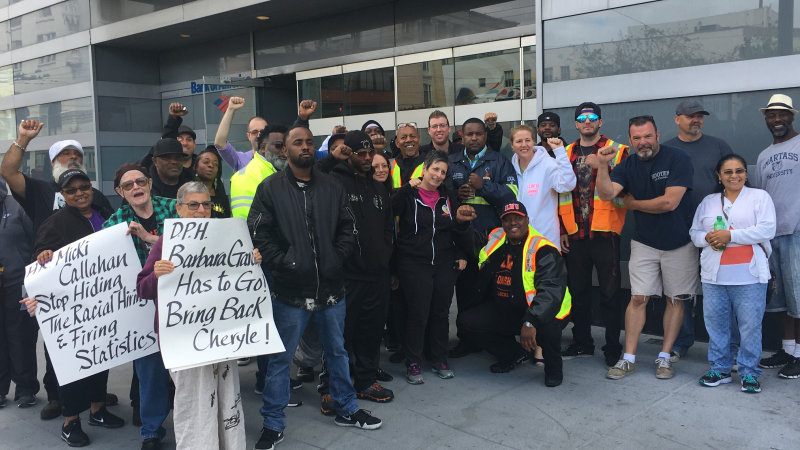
713,216,727,251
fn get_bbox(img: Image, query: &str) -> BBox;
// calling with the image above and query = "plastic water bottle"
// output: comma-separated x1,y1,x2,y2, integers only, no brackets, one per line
713,216,727,251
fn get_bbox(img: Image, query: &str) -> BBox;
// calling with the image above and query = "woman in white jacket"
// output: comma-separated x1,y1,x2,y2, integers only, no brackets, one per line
690,154,776,393
511,126,576,249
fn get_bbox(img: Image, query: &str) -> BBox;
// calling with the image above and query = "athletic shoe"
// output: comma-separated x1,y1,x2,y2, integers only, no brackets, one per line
18,394,36,408
431,362,454,379
287,392,302,407
254,386,263,395
406,363,424,384
447,341,481,358
741,375,761,393
132,405,142,426
254,427,284,450
669,351,681,363
545,372,563,387
759,349,794,368
105,393,118,406
606,359,636,380
561,344,594,360
376,367,393,382
0,394,6,408
237,357,251,366
334,409,383,430
490,362,515,373
356,383,394,402
290,379,302,390
778,357,800,379
141,438,161,450
62,418,90,447
699,370,732,387
655,357,674,379
41,400,62,420
88,406,125,428
296,367,314,383
388,350,405,364
320,394,335,416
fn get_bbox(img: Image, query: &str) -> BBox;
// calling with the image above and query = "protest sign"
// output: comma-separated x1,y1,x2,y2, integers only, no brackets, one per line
158,218,284,371
24,223,158,385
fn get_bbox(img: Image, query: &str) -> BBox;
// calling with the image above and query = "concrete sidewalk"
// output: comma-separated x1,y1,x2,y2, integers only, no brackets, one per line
2,313,799,450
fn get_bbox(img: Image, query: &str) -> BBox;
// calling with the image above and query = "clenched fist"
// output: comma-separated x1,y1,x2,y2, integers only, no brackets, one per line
169,103,188,117
299,100,317,120
456,205,477,223
484,112,498,130
228,97,245,111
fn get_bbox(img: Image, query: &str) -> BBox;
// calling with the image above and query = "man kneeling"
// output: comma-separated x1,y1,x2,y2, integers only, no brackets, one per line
453,202,570,387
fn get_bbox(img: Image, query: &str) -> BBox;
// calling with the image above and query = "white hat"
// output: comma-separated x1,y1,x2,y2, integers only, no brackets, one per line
759,94,798,116
49,140,84,161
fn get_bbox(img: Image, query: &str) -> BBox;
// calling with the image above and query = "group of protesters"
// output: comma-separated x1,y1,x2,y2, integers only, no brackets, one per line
0,90,798,450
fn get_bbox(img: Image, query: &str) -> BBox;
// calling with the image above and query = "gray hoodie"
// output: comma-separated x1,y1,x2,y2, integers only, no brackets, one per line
0,175,34,287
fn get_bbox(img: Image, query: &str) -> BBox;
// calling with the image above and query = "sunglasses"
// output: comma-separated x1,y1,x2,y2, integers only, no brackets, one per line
721,168,746,175
119,177,148,191
61,183,92,195
180,201,211,211
629,115,655,125
397,122,417,129
354,149,376,159
576,114,599,123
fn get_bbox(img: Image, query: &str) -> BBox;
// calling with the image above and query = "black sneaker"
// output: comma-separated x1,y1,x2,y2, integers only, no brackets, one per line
290,379,302,390
296,366,314,382
287,392,302,407
62,418,90,447
105,393,118,406
759,349,794,368
447,341,481,359
88,406,125,428
514,349,531,365
388,350,405,364
132,405,142,426
545,372,563,387
320,394,336,416
561,344,594,360
0,394,6,408
141,438,161,450
334,409,382,430
490,362,515,373
18,394,36,408
778,357,800,379
376,367,393,382
356,383,394,403
41,400,62,420
699,370,732,387
741,375,761,393
254,427,284,450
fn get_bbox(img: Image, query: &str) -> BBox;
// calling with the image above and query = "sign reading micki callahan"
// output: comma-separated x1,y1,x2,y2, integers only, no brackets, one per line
24,224,158,385
158,218,284,371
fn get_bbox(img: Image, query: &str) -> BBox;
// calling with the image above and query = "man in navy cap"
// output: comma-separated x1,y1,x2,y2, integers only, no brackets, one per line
536,112,565,158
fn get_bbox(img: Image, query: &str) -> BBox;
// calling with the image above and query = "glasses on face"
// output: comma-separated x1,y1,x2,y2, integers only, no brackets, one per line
397,122,417,129
247,130,260,135
629,115,655,125
119,177,149,191
62,183,92,195
722,168,746,176
429,123,449,130
272,142,284,149
180,201,211,211
354,149,376,159
576,114,599,123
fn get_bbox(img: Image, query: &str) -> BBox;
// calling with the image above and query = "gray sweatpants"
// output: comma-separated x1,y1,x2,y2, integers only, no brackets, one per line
172,362,245,450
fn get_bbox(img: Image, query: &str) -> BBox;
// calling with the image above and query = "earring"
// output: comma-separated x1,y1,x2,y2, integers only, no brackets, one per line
718,180,722,184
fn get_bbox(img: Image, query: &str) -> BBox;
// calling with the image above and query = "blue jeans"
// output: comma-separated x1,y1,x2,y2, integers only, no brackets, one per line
135,351,171,440
673,296,740,356
260,297,358,432
702,283,767,377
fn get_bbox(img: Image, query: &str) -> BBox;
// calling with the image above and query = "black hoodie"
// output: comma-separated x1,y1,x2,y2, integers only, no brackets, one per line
315,154,393,280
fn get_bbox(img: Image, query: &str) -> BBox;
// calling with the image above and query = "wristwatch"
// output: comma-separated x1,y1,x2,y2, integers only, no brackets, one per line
523,321,535,328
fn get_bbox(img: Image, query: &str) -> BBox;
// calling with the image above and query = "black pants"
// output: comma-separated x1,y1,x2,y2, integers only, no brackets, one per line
0,284,40,400
458,301,563,375
564,236,623,358
343,278,390,390
130,364,139,407
397,259,457,365
59,370,108,417
454,258,482,340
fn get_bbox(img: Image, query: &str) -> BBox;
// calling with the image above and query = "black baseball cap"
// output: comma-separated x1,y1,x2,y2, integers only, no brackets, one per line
538,112,561,127
177,125,196,140
344,130,375,152
153,138,185,158
58,169,90,188
675,99,709,116
575,102,601,119
500,200,528,218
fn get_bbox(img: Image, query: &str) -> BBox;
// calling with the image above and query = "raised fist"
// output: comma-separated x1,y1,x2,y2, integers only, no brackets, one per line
299,100,318,121
330,143,352,161
169,103,188,117
484,112,498,130
228,97,245,111
597,145,616,164
18,120,44,140
456,205,477,223
371,135,387,151
332,125,347,135
547,137,563,150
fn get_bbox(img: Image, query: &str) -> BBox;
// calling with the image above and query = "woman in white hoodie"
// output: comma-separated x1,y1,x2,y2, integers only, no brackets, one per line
511,125,576,248
690,154,776,394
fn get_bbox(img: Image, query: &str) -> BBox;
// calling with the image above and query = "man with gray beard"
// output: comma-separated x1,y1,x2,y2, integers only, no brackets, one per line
0,119,115,421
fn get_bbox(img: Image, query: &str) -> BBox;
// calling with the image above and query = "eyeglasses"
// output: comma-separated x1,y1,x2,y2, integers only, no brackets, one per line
119,177,148,191
629,115,655,125
397,122,417,129
247,130,260,135
272,142,284,149
61,183,92,195
179,201,211,210
354,149,376,159
429,123,449,130
576,114,599,123
722,168,746,175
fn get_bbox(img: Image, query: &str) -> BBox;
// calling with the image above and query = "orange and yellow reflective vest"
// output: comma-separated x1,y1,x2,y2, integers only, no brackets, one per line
390,158,424,189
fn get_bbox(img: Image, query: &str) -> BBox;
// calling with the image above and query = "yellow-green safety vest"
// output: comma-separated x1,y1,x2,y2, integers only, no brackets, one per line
390,158,424,189
229,153,276,219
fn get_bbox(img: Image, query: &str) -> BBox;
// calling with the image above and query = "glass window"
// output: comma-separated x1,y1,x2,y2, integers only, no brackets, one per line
522,45,535,99
94,47,161,85
19,146,95,183
454,48,520,105
0,65,12,97
298,75,343,119
16,96,94,137
13,46,91,94
99,146,151,184
397,58,455,111
89,0,194,27
1,0,90,54
395,0,535,47
544,0,800,82
98,97,162,133
159,34,250,86
160,94,205,131
0,109,16,140
344,68,395,116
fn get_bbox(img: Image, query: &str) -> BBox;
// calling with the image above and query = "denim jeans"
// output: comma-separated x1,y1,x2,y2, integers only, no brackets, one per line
260,297,358,432
135,351,171,440
702,283,767,377
673,296,740,356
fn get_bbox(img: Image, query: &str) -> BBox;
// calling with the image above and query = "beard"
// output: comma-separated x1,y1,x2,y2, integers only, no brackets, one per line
635,144,655,160
769,122,790,138
52,159,87,181
264,151,289,171
687,126,701,136
288,152,315,169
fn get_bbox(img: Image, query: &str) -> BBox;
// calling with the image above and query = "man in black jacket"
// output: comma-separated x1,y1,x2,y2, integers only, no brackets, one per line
248,126,383,450
453,201,568,387
316,131,394,403
148,139,194,199
419,111,504,156
136,102,198,174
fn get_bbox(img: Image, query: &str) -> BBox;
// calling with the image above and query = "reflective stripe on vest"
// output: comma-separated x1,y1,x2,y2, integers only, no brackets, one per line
463,197,491,206
390,159,424,189
478,225,572,319
558,139,628,235
229,155,276,219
